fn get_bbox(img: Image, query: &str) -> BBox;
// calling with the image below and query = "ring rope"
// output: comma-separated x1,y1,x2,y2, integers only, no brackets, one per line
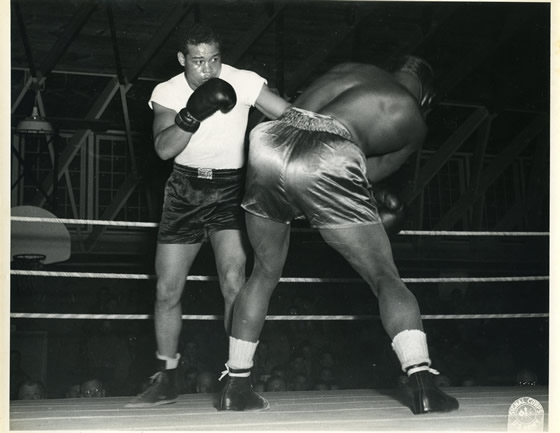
11,216,158,228
10,216,549,236
9,270,549,283
9,313,548,320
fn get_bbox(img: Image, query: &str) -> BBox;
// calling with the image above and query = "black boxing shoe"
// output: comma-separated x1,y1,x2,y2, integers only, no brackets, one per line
217,366,269,411
405,365,459,415
125,361,178,408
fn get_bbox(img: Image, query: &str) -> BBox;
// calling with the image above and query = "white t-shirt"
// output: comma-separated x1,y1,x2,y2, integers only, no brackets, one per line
149,64,266,169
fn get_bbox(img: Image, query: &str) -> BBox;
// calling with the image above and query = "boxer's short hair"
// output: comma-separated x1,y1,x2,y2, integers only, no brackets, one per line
391,55,436,109
180,23,222,55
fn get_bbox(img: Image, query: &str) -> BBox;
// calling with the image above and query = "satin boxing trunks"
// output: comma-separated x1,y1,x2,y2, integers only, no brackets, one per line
158,163,245,243
242,107,382,228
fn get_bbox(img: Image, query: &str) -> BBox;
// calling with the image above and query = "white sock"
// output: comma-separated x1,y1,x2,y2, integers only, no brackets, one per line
391,329,431,374
156,352,181,370
227,337,258,370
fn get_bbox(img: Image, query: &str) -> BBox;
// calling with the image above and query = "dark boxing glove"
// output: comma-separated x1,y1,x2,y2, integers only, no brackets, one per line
175,78,237,133
370,184,405,236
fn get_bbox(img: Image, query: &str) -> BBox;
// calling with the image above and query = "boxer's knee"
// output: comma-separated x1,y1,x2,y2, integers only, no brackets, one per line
219,265,246,305
253,258,284,286
156,277,184,310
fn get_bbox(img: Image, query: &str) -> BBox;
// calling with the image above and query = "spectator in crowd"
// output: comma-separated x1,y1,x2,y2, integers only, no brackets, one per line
516,368,538,386
265,376,287,392
287,351,311,386
195,371,218,394
80,378,106,398
17,380,47,400
298,341,315,377
181,368,199,394
83,296,132,396
289,373,310,391
318,350,336,370
270,365,289,382
317,367,339,390
180,339,205,372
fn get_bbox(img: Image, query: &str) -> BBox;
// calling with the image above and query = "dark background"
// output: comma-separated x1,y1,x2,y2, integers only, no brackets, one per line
9,0,550,399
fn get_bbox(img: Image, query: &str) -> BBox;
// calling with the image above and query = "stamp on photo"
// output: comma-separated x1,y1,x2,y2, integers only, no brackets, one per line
507,396,544,431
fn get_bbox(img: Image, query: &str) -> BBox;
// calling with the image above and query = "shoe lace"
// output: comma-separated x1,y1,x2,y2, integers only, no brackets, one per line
218,364,229,381
218,363,251,381
408,366,440,376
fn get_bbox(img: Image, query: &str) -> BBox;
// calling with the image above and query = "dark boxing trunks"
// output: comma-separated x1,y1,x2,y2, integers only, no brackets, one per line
242,108,382,228
158,163,245,243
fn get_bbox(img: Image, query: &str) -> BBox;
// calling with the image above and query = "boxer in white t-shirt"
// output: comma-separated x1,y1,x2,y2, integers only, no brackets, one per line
126,23,289,409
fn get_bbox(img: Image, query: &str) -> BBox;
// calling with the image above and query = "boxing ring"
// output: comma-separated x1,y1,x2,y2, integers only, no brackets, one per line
9,387,550,431
9,215,551,431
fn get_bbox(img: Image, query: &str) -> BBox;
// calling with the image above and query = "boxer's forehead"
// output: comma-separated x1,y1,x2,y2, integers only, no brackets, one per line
187,42,221,61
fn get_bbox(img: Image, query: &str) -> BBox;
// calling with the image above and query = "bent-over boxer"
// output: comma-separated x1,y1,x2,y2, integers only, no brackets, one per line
218,57,459,415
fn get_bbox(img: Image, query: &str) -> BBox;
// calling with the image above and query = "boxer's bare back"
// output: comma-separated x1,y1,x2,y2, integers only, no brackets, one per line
294,63,427,183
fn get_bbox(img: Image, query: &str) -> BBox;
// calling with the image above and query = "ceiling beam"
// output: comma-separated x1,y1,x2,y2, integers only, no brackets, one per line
470,116,493,229
401,107,489,205
225,3,286,66
285,9,372,97
37,0,98,78
84,172,141,251
30,1,194,206
434,114,548,230
438,7,532,97
249,5,374,127
11,0,97,113
493,135,549,231
107,2,137,173
11,1,39,113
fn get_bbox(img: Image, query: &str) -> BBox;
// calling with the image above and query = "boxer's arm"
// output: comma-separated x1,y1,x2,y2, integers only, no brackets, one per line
365,145,416,184
153,102,193,160
254,85,291,120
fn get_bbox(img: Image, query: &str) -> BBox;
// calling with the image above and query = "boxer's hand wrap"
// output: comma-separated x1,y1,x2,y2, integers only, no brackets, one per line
175,109,200,133
175,78,237,134
370,184,405,236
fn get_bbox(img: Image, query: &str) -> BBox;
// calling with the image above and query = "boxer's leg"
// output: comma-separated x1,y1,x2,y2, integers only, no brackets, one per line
320,223,420,337
232,214,290,342
210,229,248,334
218,214,290,411
126,242,201,408
319,223,458,414
155,243,202,357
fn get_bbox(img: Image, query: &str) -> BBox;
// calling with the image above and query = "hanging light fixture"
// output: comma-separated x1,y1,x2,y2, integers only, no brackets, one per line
16,102,53,135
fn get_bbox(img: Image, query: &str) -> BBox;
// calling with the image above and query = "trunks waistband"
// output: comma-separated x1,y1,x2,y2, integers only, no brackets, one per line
279,107,352,140
173,163,243,180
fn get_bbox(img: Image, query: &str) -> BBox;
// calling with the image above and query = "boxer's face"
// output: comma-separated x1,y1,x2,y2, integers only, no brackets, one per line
178,42,222,90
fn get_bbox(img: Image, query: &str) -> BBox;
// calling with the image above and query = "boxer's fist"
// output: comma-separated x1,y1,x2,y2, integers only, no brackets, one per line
370,184,405,236
175,78,237,133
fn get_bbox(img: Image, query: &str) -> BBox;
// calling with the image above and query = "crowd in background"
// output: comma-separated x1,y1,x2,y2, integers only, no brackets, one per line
10,286,547,400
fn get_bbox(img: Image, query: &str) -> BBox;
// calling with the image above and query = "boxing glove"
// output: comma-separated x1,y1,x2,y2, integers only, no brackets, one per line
370,184,405,236
175,78,237,133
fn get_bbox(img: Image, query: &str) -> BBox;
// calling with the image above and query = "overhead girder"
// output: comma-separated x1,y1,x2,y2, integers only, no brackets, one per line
494,134,549,231
402,108,491,205
10,0,548,241
434,114,548,230
30,1,195,207
12,0,98,114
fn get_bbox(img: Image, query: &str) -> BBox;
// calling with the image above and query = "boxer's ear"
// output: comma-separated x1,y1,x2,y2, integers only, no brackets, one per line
177,52,186,67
